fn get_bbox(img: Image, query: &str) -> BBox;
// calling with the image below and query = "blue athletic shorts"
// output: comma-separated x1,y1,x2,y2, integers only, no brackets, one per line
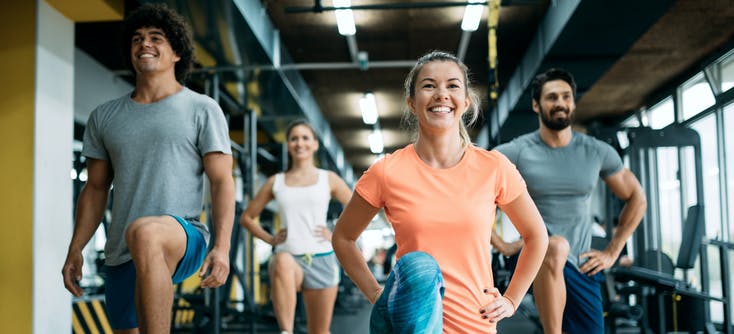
562,261,605,334
104,215,207,329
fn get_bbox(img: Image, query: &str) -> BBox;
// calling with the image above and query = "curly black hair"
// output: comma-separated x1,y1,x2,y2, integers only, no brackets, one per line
121,3,195,82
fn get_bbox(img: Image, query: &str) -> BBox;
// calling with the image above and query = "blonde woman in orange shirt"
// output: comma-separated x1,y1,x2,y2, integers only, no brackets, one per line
332,51,549,333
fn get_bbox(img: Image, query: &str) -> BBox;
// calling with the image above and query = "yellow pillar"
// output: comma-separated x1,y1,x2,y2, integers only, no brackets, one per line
0,1,123,332
0,2,37,333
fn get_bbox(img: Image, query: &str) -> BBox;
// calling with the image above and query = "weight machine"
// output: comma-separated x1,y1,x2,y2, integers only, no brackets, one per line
605,125,732,333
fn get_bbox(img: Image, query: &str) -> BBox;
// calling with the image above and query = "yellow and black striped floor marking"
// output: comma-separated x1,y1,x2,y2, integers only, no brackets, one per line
173,297,196,326
72,297,112,334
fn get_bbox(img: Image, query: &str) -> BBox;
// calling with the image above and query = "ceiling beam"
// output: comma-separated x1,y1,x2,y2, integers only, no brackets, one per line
232,0,354,181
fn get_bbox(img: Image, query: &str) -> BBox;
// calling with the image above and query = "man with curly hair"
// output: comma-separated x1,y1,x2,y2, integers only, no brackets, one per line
61,4,235,333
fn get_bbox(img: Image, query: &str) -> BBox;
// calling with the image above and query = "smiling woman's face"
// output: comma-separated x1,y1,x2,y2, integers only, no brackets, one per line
408,60,470,133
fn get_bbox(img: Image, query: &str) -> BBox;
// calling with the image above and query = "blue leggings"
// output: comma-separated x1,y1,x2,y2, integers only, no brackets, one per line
370,251,445,334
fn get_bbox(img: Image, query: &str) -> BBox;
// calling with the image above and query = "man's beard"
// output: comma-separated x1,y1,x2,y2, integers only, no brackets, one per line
540,106,572,130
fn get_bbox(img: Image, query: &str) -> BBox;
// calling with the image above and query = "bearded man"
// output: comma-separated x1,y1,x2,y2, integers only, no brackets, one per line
493,68,647,334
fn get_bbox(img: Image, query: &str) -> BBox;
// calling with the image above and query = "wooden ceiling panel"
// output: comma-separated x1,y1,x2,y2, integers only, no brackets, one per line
576,0,734,123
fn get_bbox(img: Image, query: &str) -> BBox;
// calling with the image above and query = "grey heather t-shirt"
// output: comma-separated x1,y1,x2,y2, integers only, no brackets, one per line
494,130,623,269
82,87,232,266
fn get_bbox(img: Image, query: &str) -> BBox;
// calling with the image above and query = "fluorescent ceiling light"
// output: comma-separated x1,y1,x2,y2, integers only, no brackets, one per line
368,130,384,154
337,151,344,169
461,0,484,32
334,0,356,36
360,92,378,125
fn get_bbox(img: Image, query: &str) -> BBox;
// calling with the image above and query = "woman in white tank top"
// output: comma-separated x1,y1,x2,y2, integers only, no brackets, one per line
239,120,352,334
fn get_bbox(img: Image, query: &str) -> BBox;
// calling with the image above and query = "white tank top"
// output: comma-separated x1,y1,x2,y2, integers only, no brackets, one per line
272,169,333,255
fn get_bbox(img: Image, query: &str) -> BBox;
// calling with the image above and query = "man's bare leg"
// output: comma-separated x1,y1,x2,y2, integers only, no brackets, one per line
533,236,570,334
113,329,139,334
126,216,187,333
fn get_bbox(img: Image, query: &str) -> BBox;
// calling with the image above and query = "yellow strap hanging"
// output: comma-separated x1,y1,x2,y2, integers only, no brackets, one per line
488,0,500,71
488,0,501,100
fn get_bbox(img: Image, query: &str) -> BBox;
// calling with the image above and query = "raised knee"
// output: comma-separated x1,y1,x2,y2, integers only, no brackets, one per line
544,237,570,270
269,252,297,277
398,252,438,268
125,217,162,253
548,236,570,258
395,251,441,282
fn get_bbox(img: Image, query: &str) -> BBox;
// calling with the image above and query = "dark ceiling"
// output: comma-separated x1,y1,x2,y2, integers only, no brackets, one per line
261,0,548,172
75,0,734,178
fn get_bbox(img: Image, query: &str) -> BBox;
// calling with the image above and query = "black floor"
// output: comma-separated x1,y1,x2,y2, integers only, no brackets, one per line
178,295,646,334
208,296,545,334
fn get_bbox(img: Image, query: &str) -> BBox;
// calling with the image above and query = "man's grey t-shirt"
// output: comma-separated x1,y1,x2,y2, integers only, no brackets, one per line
82,87,232,266
494,130,623,269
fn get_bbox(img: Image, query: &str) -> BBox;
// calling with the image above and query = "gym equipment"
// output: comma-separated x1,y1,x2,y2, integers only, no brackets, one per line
613,204,703,291
609,125,731,333
612,204,726,333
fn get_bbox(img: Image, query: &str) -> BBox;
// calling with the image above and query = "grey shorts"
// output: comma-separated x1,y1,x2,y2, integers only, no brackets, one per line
289,251,341,289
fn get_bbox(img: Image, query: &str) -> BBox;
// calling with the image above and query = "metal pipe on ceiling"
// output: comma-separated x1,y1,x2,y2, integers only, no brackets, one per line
288,2,485,13
189,60,418,73
346,34,359,63
286,0,543,13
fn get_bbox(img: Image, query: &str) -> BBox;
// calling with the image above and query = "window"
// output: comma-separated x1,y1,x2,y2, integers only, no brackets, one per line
656,147,682,266
720,52,734,92
646,97,675,129
688,114,725,322
644,46,734,327
622,114,640,127
724,102,734,242
689,114,722,239
681,73,716,121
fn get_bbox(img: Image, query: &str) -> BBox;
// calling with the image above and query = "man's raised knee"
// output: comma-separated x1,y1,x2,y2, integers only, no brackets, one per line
543,237,570,271
125,216,163,253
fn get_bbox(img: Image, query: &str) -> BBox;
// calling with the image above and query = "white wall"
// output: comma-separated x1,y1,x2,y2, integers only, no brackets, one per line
33,1,74,332
74,48,133,123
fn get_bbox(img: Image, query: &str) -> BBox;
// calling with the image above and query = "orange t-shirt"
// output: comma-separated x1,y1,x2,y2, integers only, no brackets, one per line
355,144,526,333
